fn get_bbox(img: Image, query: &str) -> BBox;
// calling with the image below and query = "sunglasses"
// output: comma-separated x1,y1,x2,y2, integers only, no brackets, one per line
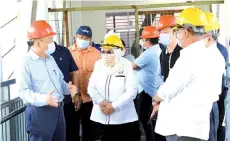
101,50,113,54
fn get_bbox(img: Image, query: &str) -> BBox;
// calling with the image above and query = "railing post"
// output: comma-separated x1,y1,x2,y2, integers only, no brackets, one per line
0,44,3,101
134,6,140,57
64,11,70,47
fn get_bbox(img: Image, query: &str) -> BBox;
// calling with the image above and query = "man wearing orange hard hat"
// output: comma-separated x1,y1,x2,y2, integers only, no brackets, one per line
157,15,182,82
16,20,78,141
132,26,163,141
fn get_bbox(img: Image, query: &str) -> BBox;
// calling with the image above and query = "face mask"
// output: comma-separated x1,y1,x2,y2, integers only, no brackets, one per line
45,42,56,55
139,39,147,49
77,39,90,49
101,48,123,66
101,54,115,66
113,48,123,62
176,38,182,47
159,33,172,46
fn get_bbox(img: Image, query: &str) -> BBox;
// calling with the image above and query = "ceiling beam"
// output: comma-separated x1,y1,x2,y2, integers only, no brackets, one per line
48,1,224,12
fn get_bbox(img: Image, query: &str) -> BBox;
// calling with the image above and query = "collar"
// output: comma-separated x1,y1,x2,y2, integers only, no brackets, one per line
28,49,51,61
71,45,94,52
148,44,159,50
165,44,181,54
180,40,206,56
103,59,125,75
54,42,60,50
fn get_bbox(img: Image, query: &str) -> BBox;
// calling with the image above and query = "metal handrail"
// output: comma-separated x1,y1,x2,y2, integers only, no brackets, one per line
1,97,21,109
1,105,26,124
8,71,15,79
2,45,16,58
1,79,16,87
0,16,18,29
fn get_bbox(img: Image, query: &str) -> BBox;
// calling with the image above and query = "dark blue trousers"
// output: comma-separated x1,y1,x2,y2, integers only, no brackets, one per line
209,102,219,141
25,105,66,141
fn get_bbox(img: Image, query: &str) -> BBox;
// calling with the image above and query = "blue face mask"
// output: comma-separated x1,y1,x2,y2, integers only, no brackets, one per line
45,42,56,55
77,39,90,49
159,33,172,46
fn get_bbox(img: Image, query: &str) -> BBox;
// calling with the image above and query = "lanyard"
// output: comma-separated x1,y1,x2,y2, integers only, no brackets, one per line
168,52,173,70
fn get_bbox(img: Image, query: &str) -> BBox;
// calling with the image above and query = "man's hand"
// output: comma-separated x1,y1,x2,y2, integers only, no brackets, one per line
150,102,160,119
101,102,114,115
153,94,163,103
72,95,82,111
68,81,77,98
45,90,58,107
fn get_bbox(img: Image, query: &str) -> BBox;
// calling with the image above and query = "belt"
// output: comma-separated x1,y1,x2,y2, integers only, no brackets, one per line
58,101,64,107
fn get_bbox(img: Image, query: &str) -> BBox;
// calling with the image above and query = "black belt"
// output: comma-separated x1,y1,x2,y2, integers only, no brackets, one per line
58,101,64,107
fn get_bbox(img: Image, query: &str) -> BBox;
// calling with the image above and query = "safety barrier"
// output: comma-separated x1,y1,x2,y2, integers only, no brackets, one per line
0,79,28,141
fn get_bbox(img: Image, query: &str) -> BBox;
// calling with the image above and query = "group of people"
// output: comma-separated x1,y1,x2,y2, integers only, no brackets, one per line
16,6,228,141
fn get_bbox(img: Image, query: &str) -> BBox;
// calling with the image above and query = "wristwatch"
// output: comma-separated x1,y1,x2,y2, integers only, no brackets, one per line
76,93,81,96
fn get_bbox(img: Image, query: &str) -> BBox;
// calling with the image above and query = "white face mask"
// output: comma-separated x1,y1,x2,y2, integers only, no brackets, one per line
113,48,122,61
101,54,115,66
101,48,122,66
159,33,172,46
45,42,56,55
139,39,147,49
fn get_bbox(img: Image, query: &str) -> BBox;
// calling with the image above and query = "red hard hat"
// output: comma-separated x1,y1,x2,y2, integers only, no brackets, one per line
27,20,56,39
156,15,177,30
140,26,159,39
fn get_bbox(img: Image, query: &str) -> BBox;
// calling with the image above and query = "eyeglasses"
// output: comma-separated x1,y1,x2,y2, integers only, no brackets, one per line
101,50,113,54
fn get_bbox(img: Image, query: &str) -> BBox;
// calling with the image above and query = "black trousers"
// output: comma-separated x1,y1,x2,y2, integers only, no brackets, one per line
63,96,80,141
99,121,141,141
80,101,97,141
136,91,166,141
217,87,228,141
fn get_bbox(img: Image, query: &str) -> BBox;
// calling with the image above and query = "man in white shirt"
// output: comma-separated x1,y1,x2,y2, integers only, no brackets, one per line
150,8,225,141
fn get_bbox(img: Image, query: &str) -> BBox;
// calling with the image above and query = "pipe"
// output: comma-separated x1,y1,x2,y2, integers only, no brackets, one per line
48,1,224,12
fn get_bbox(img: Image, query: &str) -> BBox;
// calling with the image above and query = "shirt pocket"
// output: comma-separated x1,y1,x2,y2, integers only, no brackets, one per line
110,76,126,99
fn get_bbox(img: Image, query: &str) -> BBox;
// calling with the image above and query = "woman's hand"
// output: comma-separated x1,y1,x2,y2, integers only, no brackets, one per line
100,102,114,115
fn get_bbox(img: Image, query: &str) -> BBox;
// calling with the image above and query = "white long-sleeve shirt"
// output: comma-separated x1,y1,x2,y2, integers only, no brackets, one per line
88,57,138,125
155,40,225,140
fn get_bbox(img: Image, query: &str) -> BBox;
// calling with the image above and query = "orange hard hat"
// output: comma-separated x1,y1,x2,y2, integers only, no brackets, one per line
140,26,159,39
157,15,177,30
27,20,56,39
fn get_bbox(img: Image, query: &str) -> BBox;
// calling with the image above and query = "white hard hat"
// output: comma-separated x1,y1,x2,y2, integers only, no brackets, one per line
104,30,120,39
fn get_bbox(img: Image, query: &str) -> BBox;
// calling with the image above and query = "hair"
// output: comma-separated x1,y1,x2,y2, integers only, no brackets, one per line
121,39,126,47
145,38,159,45
186,27,203,36
209,30,218,41
27,40,34,51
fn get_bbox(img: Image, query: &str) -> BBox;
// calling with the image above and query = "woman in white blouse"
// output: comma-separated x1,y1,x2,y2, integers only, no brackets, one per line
88,34,140,141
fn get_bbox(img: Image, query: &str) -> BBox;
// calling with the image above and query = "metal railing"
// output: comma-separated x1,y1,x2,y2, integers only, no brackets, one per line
1,79,28,141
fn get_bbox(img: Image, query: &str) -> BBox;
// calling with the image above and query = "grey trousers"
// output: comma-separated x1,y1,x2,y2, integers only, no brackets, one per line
166,135,206,141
